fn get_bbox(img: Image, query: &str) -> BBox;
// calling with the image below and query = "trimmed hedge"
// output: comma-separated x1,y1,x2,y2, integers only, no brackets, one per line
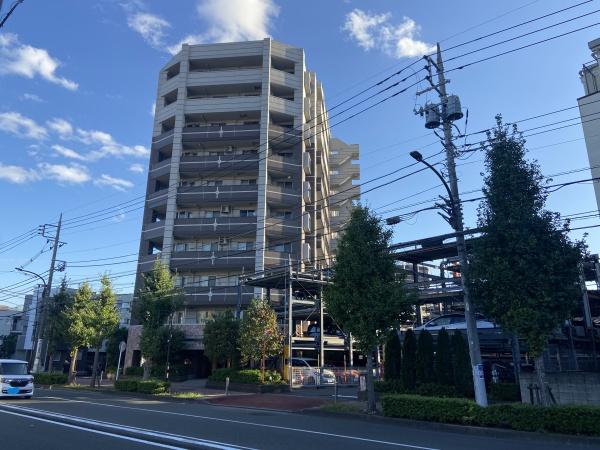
114,378,169,394
114,379,139,392
34,372,68,385
375,381,462,398
375,380,406,394
382,394,600,436
125,366,144,377
208,368,282,385
489,383,521,402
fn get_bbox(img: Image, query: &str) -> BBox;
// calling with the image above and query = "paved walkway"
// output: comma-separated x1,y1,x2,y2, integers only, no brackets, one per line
206,393,327,412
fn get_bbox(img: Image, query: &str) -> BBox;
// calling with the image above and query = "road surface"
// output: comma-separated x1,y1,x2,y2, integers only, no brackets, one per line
0,388,596,450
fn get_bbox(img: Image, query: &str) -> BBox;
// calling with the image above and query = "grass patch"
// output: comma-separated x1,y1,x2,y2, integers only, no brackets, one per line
169,392,204,399
321,402,364,414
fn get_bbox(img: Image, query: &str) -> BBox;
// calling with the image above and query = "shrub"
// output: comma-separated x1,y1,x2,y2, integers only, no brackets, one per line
384,331,402,380
489,383,521,402
114,379,138,392
415,383,462,398
401,329,416,389
125,366,143,377
450,331,472,397
382,394,600,436
435,328,453,385
137,380,170,394
416,330,434,384
208,368,282,385
374,379,406,393
34,372,68,385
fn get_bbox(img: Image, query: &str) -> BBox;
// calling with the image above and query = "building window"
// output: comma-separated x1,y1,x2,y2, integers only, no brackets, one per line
240,179,257,185
240,209,256,217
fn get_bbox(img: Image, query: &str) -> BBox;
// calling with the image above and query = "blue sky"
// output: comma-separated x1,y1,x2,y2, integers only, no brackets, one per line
1,0,599,308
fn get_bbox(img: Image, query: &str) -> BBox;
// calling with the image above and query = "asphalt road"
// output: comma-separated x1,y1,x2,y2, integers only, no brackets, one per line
0,388,598,450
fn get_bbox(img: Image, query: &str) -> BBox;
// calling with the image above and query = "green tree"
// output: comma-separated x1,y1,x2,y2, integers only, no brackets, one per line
238,298,282,383
89,276,120,387
470,117,584,405
64,282,95,383
0,334,17,358
435,328,453,386
416,330,435,384
44,278,72,368
105,327,128,371
383,331,402,380
324,206,412,413
401,329,417,390
134,260,182,379
142,326,185,374
203,310,240,371
451,331,472,397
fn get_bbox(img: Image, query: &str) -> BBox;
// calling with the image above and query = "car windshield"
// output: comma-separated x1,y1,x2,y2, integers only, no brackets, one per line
0,362,28,375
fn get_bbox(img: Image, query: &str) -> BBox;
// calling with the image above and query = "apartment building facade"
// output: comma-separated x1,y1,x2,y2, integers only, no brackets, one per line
578,37,600,211
126,39,359,372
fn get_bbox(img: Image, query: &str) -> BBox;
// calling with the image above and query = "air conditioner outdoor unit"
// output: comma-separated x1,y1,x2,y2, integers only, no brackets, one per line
225,146,234,153
221,205,231,213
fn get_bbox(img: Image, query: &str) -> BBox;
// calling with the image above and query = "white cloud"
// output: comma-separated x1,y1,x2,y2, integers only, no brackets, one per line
127,12,171,49
0,112,47,140
21,93,44,102
129,163,145,173
46,117,150,160
343,9,435,58
38,162,90,184
0,163,39,183
167,0,280,54
0,33,78,90
46,118,74,138
51,144,87,161
94,174,134,191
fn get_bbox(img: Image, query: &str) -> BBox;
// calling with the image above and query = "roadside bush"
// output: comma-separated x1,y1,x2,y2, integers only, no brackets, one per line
137,380,170,394
488,383,521,402
208,368,282,384
114,379,138,392
382,394,600,436
34,372,68,385
125,366,143,377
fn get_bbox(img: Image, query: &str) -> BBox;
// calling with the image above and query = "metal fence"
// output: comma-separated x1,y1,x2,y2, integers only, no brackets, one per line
290,367,375,387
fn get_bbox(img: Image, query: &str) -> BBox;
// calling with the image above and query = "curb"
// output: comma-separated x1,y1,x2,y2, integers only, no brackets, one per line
303,408,600,446
39,386,212,405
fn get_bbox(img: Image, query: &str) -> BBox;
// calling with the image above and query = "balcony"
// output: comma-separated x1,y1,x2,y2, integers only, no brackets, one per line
185,95,261,114
266,185,300,207
177,184,258,206
179,154,259,175
264,250,296,267
142,222,165,241
270,95,300,116
174,216,257,239
303,152,311,175
268,124,301,147
183,285,255,307
303,181,312,203
151,129,174,150
170,250,255,271
146,188,170,208
270,67,299,87
268,154,300,176
265,217,300,239
149,158,171,178
182,124,260,144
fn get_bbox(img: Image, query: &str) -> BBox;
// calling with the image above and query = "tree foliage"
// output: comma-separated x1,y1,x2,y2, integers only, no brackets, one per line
451,331,472,397
324,206,412,354
63,282,96,381
203,310,240,370
384,331,402,380
140,326,185,367
135,260,182,378
0,333,17,358
470,117,584,356
106,327,128,370
238,298,282,383
435,328,453,386
401,329,417,390
44,278,72,359
416,330,435,384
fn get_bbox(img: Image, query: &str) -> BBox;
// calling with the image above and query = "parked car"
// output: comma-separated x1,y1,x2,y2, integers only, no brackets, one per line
291,358,336,385
413,313,496,331
0,359,34,399
306,325,345,346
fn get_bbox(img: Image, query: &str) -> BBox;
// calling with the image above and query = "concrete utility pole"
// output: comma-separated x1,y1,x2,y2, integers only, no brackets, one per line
34,213,63,373
415,44,488,406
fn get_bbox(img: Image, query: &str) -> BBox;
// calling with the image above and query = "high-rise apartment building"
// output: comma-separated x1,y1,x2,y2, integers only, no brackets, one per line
125,39,359,373
578,38,600,211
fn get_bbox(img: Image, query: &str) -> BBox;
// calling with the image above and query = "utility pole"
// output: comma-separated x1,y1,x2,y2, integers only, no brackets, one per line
415,44,488,406
34,213,63,373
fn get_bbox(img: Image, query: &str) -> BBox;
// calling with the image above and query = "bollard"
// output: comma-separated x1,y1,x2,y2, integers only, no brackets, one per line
225,377,230,396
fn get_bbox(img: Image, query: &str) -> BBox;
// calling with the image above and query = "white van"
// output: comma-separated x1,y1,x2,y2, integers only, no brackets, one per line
0,359,34,399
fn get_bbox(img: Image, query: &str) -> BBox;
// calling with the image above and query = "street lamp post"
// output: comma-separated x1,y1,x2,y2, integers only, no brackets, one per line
15,268,47,371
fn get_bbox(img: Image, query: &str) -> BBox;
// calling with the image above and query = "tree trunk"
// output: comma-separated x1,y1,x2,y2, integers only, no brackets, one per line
90,347,100,387
226,357,231,369
142,359,152,380
211,358,217,372
510,333,521,386
260,354,266,384
365,348,377,414
534,353,549,406
68,348,78,384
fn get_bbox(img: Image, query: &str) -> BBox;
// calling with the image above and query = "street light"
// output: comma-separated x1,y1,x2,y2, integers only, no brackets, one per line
15,267,47,371
409,151,455,219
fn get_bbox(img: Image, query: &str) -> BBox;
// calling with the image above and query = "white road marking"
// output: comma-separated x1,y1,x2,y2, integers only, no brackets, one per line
0,403,254,450
35,394,440,450
0,408,184,449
